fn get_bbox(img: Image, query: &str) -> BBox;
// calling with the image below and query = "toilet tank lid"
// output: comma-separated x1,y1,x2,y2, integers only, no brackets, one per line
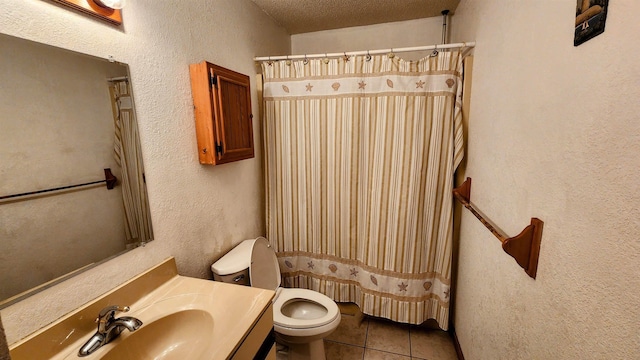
211,239,256,275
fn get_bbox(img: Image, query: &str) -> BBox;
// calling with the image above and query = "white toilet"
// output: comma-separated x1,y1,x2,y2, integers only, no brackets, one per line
211,237,341,360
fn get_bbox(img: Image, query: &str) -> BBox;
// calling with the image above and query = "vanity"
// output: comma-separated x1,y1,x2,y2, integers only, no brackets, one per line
9,258,276,360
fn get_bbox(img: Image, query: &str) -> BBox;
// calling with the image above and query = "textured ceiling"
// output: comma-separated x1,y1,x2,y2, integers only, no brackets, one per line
250,0,460,34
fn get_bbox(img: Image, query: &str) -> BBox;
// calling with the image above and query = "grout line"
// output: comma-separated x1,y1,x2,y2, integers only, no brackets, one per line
362,316,369,360
366,347,413,358
324,339,365,348
408,324,412,357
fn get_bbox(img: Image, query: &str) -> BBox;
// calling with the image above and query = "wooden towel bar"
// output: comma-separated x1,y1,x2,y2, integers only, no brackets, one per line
453,177,543,279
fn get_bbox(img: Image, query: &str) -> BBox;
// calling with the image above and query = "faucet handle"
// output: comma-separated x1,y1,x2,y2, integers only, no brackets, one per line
96,305,130,322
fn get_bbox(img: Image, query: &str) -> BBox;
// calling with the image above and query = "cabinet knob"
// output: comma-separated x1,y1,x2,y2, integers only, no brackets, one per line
202,148,207,154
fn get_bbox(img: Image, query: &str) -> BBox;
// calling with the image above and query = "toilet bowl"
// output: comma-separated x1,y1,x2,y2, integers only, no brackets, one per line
211,237,341,360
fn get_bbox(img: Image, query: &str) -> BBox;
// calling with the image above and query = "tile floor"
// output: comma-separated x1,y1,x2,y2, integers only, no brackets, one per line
322,303,459,360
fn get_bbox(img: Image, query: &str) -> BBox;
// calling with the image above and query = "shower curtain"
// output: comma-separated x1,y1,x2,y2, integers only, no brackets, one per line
109,81,153,248
261,51,464,329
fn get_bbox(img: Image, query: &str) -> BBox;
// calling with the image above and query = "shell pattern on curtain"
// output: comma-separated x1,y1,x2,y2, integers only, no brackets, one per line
261,51,464,329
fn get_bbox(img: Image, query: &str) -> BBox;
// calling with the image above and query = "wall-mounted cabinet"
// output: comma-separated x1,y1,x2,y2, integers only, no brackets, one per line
189,61,254,165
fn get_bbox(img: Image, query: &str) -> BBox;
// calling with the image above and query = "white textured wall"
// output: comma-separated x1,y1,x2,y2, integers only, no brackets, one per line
450,1,640,359
0,34,127,300
0,0,288,344
291,17,444,61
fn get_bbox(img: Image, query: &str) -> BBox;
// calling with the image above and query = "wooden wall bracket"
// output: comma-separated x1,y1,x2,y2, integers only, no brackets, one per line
453,177,544,279
104,168,118,189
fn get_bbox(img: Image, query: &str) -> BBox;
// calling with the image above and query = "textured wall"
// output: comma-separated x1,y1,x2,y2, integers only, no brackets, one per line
450,1,640,359
0,34,127,300
0,314,8,360
291,17,444,61
0,0,289,344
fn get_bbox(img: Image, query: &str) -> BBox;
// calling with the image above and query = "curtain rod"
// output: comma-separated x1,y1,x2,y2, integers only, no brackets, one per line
254,41,475,61
107,76,128,82
0,168,117,202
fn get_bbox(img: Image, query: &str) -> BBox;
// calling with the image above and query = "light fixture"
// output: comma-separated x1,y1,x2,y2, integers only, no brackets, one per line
93,0,126,10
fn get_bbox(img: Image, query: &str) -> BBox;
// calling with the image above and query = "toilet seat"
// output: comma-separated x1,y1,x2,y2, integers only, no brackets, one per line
213,236,341,355
249,237,282,290
248,237,341,335
273,288,340,329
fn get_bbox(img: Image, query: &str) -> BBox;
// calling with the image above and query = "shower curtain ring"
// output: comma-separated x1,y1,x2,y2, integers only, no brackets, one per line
388,48,395,59
366,50,372,61
303,54,309,65
267,55,273,66
343,52,350,61
431,44,439,57
324,53,329,64
285,55,291,66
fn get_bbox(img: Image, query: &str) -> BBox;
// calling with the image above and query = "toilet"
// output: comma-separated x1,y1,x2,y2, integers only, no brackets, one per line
211,237,341,360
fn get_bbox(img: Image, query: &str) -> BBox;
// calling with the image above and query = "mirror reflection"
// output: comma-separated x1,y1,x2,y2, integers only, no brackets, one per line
0,34,153,307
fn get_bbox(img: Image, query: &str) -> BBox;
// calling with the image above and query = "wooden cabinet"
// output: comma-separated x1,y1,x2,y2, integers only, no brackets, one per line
189,61,254,165
230,303,275,360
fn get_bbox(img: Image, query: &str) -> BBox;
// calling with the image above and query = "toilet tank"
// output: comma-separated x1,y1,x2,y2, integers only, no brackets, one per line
211,239,256,286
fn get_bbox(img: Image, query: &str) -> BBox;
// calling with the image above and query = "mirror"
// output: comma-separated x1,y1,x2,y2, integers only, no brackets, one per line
0,33,153,307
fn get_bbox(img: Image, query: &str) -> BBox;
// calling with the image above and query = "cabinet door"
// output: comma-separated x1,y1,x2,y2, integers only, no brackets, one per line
211,65,254,164
189,61,254,165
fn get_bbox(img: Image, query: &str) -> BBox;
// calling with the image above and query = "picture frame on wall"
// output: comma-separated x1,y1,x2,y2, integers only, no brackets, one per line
575,0,609,46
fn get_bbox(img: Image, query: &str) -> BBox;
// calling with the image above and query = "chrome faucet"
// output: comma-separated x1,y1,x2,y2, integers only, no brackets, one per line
78,305,143,357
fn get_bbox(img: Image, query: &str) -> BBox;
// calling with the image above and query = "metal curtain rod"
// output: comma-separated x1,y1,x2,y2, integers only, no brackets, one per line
0,168,118,201
441,10,450,44
107,76,128,82
253,41,475,61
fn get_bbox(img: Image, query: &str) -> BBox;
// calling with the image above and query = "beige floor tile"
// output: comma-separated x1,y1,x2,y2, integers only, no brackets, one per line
365,318,411,356
409,328,457,360
364,348,411,359
324,340,365,360
326,314,369,346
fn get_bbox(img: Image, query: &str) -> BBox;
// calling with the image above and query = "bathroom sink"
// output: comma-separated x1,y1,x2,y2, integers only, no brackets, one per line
22,271,275,360
100,309,214,360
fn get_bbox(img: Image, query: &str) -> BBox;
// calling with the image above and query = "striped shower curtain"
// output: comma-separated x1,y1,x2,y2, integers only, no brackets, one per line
261,51,464,329
109,81,153,248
